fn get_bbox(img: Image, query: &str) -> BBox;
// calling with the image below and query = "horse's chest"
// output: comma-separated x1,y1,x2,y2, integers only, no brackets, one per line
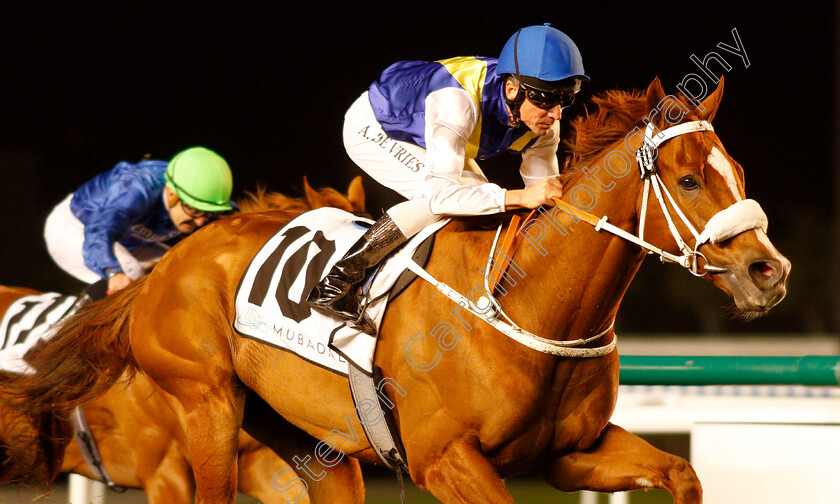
521,400,612,455
488,362,618,461
484,409,608,475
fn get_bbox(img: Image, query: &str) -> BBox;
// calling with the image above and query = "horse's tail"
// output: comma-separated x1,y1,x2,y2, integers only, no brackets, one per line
7,277,142,412
0,276,143,483
0,385,73,485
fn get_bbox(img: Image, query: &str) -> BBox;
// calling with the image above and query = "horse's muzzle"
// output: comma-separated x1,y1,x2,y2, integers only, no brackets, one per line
723,254,790,316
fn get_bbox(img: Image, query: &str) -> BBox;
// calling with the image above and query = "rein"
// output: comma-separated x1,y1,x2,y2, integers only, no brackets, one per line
71,406,127,492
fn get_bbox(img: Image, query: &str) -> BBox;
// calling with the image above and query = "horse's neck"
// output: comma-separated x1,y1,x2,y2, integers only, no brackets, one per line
506,158,645,340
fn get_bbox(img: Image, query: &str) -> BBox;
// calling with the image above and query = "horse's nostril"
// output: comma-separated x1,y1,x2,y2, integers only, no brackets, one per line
755,262,775,277
748,260,779,286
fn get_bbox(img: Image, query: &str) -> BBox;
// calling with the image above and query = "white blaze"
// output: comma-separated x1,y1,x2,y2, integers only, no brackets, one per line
706,147,742,200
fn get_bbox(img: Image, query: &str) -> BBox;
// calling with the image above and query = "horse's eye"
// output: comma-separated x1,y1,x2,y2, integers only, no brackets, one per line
679,176,700,190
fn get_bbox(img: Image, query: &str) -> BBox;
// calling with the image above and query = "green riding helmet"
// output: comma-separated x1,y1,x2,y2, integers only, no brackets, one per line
165,147,233,212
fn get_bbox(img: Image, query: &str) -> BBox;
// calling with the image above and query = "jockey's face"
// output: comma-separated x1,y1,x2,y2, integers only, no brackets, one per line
518,97,563,136
164,187,211,234
505,80,564,136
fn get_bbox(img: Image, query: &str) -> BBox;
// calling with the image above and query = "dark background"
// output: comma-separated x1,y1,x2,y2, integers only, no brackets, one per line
0,2,836,334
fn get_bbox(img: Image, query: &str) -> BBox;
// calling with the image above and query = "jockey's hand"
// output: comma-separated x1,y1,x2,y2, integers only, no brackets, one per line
107,272,132,294
504,176,565,210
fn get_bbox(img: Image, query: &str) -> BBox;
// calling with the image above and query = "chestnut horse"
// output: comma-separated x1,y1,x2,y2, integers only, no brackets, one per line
0,178,368,503
6,78,789,503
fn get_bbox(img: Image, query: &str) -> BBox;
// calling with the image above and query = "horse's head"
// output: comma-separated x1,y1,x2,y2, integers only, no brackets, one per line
302,175,367,214
637,77,790,318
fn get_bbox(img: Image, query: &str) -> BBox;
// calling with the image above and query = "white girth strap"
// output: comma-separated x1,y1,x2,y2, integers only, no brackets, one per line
400,257,616,358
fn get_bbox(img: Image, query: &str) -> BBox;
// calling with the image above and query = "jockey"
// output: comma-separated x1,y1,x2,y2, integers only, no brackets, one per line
44,146,235,302
308,24,588,332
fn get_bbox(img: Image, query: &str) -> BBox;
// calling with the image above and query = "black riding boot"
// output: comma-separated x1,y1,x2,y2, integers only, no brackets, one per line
63,278,109,319
307,214,407,333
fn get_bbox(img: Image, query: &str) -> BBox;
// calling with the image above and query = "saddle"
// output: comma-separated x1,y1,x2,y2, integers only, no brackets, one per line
233,207,446,376
0,292,76,374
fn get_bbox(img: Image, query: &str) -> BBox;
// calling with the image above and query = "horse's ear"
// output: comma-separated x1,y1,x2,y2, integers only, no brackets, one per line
303,176,328,209
347,176,366,212
698,75,724,123
645,77,667,115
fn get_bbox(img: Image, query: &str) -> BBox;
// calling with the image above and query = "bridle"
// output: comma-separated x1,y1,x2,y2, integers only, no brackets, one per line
567,119,769,277
399,119,770,358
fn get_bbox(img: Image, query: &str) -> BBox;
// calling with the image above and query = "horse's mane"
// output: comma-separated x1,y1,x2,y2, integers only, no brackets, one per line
562,88,701,174
448,91,648,233
562,89,648,171
237,178,364,215
237,185,347,214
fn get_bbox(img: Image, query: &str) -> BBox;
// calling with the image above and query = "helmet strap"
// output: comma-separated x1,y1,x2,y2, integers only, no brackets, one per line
505,29,526,126
504,77,526,127
163,186,179,209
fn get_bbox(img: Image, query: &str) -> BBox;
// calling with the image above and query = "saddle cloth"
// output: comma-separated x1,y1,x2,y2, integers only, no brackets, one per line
234,207,446,376
0,292,76,374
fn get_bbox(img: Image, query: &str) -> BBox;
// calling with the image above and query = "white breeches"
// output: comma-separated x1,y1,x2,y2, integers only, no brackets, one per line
343,92,488,237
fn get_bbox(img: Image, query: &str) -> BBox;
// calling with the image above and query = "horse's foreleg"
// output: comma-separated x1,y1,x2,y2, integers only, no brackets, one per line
539,423,702,504
240,394,364,504
414,437,516,504
148,376,244,504
237,447,311,504
180,388,244,504
142,450,195,504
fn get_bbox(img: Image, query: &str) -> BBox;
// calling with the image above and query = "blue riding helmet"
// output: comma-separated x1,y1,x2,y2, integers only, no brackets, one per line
496,24,589,91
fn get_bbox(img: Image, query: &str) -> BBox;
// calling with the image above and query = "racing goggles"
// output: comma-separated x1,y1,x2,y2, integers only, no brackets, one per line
179,200,234,221
524,85,577,110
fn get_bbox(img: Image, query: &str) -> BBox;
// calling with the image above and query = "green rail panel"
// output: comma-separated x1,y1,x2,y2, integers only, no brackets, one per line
619,356,840,386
